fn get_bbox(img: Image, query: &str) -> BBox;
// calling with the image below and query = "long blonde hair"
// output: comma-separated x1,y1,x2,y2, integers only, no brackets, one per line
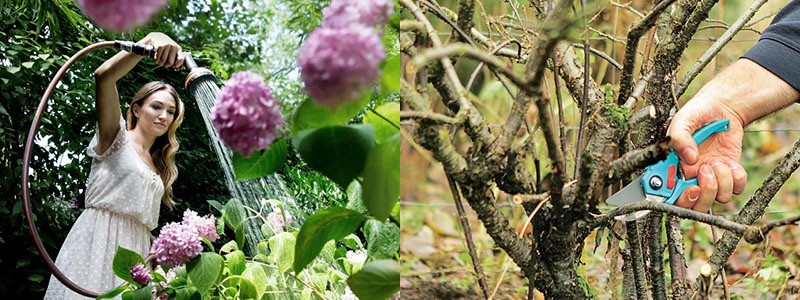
126,81,184,209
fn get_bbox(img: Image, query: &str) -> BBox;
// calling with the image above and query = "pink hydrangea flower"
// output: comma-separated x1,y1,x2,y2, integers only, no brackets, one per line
129,263,151,285
322,0,394,29
182,209,220,242
266,210,293,233
212,71,284,157
150,222,203,268
76,0,167,32
298,25,385,109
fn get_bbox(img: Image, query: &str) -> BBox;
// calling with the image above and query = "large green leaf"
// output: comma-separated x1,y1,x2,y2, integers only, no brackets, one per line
112,246,145,284
268,231,296,273
362,133,400,220
364,219,400,260
291,93,370,132
347,260,400,300
187,253,224,295
232,139,288,180
225,250,246,276
241,263,268,298
292,125,375,188
293,207,366,272
132,285,154,300
363,102,399,143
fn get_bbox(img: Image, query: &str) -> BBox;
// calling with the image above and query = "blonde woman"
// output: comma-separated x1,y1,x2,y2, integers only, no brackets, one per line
45,32,185,299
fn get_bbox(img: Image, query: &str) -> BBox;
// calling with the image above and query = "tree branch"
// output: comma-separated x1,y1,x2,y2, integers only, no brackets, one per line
701,135,800,290
666,215,691,299
410,43,529,90
606,140,670,183
617,0,679,105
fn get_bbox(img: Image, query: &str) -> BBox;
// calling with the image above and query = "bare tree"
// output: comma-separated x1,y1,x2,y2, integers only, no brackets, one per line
400,0,800,299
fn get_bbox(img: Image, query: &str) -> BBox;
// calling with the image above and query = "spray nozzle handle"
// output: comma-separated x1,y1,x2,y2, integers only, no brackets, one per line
114,41,156,58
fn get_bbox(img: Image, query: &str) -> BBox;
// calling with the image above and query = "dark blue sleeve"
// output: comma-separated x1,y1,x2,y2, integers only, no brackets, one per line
741,0,800,92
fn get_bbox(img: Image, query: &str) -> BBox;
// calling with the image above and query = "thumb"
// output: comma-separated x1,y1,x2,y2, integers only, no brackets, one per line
667,115,700,165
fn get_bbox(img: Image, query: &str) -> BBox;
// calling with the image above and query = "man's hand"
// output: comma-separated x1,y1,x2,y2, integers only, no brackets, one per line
667,97,746,213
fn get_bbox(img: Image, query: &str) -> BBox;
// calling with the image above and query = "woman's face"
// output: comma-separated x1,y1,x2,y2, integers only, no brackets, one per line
134,90,177,137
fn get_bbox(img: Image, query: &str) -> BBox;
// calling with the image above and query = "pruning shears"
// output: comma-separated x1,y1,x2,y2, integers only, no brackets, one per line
605,119,731,221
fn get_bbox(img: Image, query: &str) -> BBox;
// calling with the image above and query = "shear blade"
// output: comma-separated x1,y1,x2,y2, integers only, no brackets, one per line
606,175,651,221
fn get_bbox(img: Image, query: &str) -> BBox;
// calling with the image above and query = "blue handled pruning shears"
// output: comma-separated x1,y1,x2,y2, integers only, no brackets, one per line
605,119,731,221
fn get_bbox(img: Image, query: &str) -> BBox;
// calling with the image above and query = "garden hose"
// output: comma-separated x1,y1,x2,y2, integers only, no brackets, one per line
22,40,196,297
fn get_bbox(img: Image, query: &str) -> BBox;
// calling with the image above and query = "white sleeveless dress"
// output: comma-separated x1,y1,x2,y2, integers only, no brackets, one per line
45,117,163,299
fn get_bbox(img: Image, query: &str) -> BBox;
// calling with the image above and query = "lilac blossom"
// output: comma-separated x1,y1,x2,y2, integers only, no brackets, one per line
129,263,151,285
298,25,385,109
75,0,167,32
212,71,284,157
182,209,220,242
322,0,394,29
149,222,203,268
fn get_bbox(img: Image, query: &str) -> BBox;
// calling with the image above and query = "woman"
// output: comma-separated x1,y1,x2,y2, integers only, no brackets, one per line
45,32,185,299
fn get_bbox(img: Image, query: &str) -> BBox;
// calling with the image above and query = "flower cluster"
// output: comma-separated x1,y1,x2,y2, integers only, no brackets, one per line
266,210,293,233
129,263,151,286
76,0,167,32
345,249,367,267
297,0,392,109
182,209,220,242
212,71,284,156
322,0,394,29
149,222,203,268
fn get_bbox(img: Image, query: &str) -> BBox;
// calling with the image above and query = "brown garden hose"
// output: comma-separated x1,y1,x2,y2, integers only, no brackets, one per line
22,41,115,297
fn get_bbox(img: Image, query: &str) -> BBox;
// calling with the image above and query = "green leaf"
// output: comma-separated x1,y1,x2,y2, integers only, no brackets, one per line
132,285,154,300
21,61,34,68
341,234,363,250
291,93,370,132
347,260,400,300
268,232,296,273
224,198,247,249
241,263,268,298
364,219,400,260
225,250,246,276
364,102,399,143
362,133,400,220
237,277,258,299
97,285,129,299
293,207,366,272
380,54,400,94
187,253,224,295
112,246,145,284
346,181,367,214
292,125,376,188
6,66,20,74
232,139,288,180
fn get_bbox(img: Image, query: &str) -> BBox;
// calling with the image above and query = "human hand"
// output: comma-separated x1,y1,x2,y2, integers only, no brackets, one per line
667,97,747,213
142,32,184,69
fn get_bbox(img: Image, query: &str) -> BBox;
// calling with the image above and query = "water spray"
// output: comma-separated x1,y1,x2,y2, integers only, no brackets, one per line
22,40,205,297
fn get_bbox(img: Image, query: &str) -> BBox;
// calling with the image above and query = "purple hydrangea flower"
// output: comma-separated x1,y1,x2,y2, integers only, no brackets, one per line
322,0,394,29
212,71,284,157
76,0,167,32
130,263,151,285
182,209,220,242
150,222,203,268
298,26,386,109
266,210,293,233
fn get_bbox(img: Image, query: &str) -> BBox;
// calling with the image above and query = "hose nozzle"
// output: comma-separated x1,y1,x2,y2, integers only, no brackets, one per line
114,41,155,58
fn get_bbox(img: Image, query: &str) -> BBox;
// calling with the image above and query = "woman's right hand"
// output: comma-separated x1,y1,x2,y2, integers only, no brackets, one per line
141,32,184,69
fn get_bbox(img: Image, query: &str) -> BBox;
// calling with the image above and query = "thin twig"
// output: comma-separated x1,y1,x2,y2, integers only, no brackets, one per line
411,42,529,90
571,43,623,70
666,215,691,299
626,221,648,300
400,110,464,125
648,213,667,300
675,0,768,99
446,172,490,299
